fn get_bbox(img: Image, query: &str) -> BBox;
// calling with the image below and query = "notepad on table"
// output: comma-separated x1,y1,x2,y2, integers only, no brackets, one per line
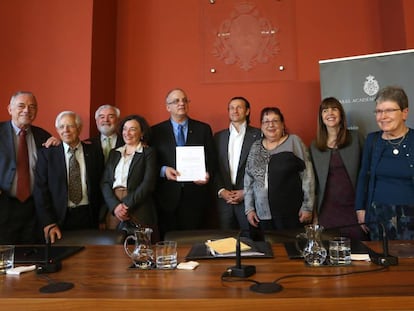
205,237,251,255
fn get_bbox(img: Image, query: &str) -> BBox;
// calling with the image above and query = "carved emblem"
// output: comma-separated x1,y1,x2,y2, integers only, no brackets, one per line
212,2,279,71
363,75,380,96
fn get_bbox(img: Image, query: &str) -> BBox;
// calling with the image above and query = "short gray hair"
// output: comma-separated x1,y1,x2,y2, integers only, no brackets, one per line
94,105,120,119
10,91,37,106
375,86,409,110
55,111,82,129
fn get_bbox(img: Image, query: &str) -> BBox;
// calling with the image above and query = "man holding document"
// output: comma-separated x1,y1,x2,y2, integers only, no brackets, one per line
152,88,216,238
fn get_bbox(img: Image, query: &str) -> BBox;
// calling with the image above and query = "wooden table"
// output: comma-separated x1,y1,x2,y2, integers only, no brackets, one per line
1,242,414,311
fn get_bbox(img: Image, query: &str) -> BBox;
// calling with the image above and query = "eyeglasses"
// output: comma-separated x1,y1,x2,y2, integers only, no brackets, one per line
14,103,37,111
261,120,281,126
373,108,401,116
167,98,190,105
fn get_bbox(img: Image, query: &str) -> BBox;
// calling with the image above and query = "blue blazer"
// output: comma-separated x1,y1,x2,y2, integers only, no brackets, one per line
355,128,414,214
33,142,104,228
0,121,50,195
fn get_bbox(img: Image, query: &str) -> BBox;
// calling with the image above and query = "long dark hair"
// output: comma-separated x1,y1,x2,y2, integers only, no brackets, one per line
315,97,350,151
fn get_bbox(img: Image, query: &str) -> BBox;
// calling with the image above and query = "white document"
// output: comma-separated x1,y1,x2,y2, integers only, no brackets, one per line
176,146,206,182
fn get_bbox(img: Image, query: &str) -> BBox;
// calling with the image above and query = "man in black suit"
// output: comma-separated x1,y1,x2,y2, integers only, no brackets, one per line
214,97,260,231
34,111,104,243
86,104,124,162
151,88,216,238
85,104,124,228
0,91,51,244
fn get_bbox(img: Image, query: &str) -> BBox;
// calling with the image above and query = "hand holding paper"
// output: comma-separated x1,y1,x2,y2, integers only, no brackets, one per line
176,146,206,182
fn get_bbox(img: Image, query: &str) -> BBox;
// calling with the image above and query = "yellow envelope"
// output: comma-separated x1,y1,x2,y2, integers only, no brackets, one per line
205,237,251,255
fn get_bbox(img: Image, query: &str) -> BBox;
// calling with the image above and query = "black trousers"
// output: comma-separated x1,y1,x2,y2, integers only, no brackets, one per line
158,185,208,239
0,193,42,244
63,205,94,230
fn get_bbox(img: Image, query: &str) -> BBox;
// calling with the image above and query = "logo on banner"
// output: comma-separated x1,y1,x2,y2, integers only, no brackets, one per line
363,75,380,96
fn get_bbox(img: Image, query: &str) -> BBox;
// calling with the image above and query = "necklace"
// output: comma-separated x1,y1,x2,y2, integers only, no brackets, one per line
264,135,286,150
385,133,407,155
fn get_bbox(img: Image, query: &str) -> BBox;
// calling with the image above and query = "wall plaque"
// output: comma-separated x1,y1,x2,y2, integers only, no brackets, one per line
201,0,296,83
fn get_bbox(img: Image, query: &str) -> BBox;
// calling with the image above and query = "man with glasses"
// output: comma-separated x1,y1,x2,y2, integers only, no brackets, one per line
151,88,216,238
0,91,52,244
33,111,104,243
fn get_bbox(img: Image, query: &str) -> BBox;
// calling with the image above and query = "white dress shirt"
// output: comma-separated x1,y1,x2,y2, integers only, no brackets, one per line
228,122,246,185
63,142,89,207
112,143,143,189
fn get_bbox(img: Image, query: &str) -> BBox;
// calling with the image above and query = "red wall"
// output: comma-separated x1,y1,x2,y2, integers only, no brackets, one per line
1,0,413,144
114,0,411,145
0,0,93,138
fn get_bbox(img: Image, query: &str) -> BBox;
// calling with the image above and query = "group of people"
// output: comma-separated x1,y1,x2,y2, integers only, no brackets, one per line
311,86,414,240
1,85,413,246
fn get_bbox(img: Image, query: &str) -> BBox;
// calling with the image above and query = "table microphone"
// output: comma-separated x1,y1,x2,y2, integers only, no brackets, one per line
225,231,256,278
324,222,398,266
367,223,398,266
36,227,74,293
36,227,62,274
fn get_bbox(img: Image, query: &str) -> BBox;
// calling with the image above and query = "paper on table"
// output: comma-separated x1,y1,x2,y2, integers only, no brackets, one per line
177,261,200,270
205,237,251,255
6,265,36,275
176,146,206,182
351,254,371,261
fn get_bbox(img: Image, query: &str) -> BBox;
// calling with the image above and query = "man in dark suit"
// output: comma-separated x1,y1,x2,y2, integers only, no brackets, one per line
86,104,124,162
34,111,104,243
0,91,51,244
151,88,216,238
85,104,124,228
214,97,260,231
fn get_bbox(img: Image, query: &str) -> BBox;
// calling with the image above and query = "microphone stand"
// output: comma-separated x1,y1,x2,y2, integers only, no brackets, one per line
36,226,74,293
226,231,256,278
324,221,398,266
36,226,62,274
368,223,398,266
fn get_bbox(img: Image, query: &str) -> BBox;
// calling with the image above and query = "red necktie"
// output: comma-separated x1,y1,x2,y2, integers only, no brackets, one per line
16,129,31,202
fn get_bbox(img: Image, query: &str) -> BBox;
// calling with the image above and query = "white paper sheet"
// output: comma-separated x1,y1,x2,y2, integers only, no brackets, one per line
176,146,206,182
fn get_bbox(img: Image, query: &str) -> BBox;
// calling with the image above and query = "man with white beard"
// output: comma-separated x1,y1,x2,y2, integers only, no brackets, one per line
86,105,124,229
87,105,123,162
